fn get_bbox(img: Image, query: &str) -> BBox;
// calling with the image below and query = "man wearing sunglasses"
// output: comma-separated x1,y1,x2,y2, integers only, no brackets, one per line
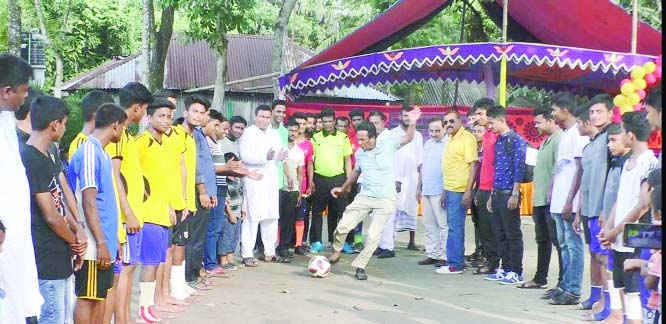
437,109,479,274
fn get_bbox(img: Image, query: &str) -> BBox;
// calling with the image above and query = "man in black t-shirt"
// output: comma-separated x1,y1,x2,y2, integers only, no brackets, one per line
20,96,87,323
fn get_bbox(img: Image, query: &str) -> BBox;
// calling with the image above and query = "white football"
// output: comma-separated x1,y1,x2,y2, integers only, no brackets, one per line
308,256,331,278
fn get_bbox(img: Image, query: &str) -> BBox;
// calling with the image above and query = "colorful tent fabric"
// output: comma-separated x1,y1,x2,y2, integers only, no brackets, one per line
281,42,656,100
301,0,661,69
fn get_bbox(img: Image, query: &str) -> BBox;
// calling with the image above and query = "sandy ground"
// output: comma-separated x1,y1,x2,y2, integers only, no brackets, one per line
134,217,592,324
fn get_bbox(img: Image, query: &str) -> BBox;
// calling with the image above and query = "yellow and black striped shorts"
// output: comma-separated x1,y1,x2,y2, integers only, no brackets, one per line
74,260,114,300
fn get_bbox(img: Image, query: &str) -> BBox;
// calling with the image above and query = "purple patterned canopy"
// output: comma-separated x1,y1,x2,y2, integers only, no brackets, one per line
279,42,657,100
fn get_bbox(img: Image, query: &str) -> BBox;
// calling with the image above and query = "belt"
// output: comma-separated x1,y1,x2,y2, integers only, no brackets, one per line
493,189,513,194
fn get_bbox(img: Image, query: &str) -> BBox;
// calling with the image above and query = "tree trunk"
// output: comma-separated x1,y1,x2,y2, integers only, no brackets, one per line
141,0,155,88
147,4,175,91
53,53,64,98
211,15,228,113
7,0,22,56
272,0,297,99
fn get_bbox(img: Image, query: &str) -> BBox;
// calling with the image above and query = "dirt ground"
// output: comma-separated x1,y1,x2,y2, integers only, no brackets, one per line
146,217,591,324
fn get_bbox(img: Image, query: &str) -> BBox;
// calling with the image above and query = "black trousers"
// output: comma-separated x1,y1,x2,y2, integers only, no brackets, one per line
470,188,483,255
278,190,299,251
491,191,524,275
310,174,347,244
475,189,500,269
532,205,563,285
185,188,211,282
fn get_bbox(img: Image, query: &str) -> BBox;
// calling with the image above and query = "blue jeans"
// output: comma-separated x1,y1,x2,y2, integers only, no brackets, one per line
39,278,68,323
552,213,584,296
204,186,226,270
445,191,466,269
219,210,242,255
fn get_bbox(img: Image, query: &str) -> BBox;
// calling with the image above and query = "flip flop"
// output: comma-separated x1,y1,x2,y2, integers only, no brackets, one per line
517,281,547,289
242,257,258,267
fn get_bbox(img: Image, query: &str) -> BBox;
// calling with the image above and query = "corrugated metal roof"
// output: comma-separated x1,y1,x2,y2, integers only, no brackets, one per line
417,80,487,107
62,34,314,92
60,34,399,102
308,85,401,102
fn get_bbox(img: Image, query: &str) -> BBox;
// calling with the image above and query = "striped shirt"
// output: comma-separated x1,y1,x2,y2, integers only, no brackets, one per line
207,136,227,187
67,136,119,261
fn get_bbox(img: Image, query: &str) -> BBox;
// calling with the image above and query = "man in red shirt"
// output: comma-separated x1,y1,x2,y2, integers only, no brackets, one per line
471,98,502,275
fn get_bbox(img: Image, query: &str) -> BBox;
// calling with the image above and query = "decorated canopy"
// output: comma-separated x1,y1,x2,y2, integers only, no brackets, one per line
280,42,657,100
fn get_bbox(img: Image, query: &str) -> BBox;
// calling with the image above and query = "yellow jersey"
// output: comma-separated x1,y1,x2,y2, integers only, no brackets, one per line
163,126,186,211
105,128,145,227
136,131,171,227
69,132,127,244
174,125,197,212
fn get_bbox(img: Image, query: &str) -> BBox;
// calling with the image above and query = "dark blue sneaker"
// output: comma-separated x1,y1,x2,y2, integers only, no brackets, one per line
377,249,395,259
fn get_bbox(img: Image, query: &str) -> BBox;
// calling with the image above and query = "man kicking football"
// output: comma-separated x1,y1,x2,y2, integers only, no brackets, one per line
328,107,421,280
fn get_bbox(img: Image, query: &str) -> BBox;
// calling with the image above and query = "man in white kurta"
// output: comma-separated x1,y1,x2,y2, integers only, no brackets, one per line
0,54,43,324
239,106,286,263
377,114,423,254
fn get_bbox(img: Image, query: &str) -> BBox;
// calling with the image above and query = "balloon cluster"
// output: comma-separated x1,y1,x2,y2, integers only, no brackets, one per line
613,55,662,115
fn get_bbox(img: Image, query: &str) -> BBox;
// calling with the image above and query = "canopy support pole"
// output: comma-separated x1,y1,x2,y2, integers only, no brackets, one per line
499,0,509,106
452,1,467,108
631,0,638,54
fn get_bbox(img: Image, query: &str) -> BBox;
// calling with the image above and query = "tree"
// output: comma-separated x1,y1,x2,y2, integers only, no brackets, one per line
272,0,297,97
33,0,72,97
7,0,22,55
142,0,176,91
184,0,256,112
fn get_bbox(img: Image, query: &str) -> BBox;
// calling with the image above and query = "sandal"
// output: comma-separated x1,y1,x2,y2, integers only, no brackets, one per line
517,280,547,289
242,257,258,267
262,256,291,263
473,266,495,275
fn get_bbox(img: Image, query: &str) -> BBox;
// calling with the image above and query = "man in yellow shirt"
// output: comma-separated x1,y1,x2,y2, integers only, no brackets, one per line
437,110,479,275
157,91,197,302
135,99,177,323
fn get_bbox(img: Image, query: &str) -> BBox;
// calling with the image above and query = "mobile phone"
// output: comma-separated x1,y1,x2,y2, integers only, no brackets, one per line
623,223,662,250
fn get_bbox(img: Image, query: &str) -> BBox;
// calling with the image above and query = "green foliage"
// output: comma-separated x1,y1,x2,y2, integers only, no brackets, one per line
183,0,257,52
0,5,7,52
61,91,84,150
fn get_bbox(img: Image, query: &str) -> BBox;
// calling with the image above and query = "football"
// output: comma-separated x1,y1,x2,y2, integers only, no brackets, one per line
308,256,331,278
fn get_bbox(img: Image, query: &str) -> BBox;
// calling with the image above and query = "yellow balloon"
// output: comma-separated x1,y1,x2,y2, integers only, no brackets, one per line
613,94,626,107
631,67,646,80
621,82,635,95
632,78,647,90
643,61,657,74
620,104,633,114
628,92,640,105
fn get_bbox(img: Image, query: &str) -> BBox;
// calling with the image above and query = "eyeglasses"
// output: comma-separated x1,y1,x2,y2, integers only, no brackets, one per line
442,119,456,125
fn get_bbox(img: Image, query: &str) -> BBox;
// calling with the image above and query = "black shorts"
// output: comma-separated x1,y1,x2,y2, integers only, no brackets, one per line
612,250,640,293
171,210,189,246
74,260,114,300
581,215,591,244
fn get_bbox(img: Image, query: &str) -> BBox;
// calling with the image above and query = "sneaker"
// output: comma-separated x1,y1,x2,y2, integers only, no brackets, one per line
485,269,505,281
294,246,308,255
310,241,324,253
372,247,384,256
342,242,355,254
499,272,524,285
353,242,364,253
377,249,395,259
435,265,463,274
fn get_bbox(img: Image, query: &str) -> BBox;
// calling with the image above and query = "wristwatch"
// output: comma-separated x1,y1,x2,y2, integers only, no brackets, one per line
511,192,520,198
